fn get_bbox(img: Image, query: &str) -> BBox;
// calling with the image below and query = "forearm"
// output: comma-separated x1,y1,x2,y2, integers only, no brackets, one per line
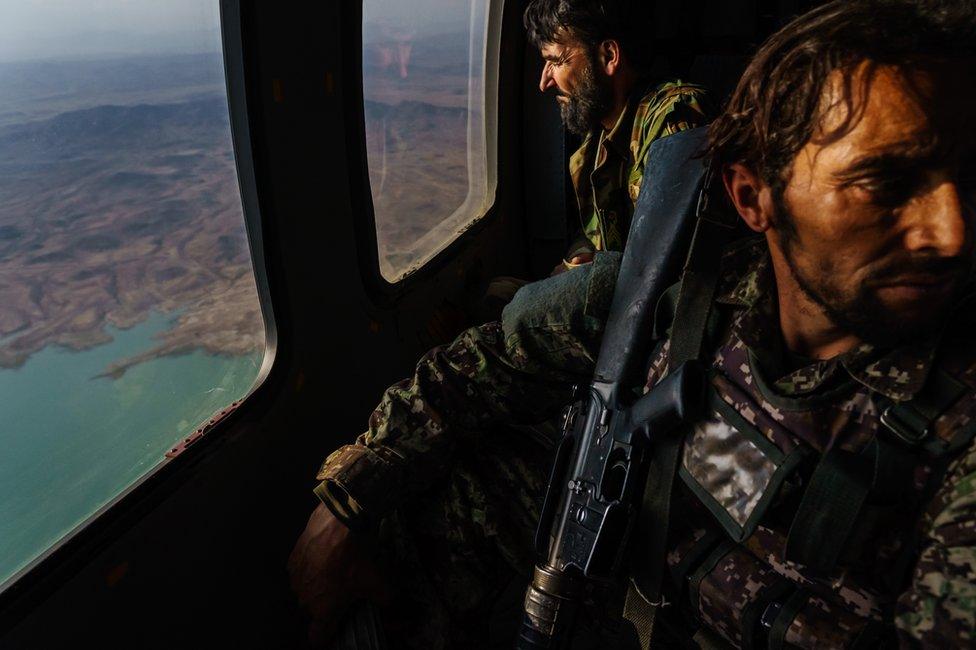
315,322,576,527
315,253,622,529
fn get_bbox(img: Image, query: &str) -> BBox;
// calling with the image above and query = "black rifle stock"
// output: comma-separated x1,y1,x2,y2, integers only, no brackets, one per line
516,128,714,649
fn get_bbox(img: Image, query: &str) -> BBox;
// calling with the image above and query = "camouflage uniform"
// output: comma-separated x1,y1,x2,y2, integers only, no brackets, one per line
317,82,707,649
316,237,976,647
316,255,620,649
481,80,707,324
646,239,976,647
566,80,710,258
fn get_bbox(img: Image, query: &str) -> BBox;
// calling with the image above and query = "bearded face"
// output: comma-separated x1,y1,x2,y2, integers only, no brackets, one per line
775,195,972,347
539,39,615,136
715,57,976,356
556,49,614,136
759,62,976,351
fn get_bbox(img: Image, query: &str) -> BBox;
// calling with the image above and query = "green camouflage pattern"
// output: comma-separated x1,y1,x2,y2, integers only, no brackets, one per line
682,412,781,528
367,429,551,649
653,239,976,647
567,80,710,254
315,253,621,530
694,544,782,646
783,593,872,649
314,238,976,647
710,239,940,403
314,254,621,648
895,434,976,645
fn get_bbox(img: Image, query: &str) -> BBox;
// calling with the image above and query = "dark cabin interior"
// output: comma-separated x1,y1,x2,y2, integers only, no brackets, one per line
0,1,824,647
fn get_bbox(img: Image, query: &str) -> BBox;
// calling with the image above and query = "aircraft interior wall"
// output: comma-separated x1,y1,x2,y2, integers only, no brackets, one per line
0,1,826,648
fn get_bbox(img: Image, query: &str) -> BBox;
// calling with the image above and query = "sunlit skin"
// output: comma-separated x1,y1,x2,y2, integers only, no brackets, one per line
538,33,636,132
538,31,638,268
725,61,976,360
287,503,391,646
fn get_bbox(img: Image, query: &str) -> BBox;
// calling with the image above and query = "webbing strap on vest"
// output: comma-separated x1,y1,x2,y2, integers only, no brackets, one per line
785,368,967,575
666,166,732,368
624,165,737,648
879,368,968,594
784,444,874,574
881,368,967,447
767,588,810,650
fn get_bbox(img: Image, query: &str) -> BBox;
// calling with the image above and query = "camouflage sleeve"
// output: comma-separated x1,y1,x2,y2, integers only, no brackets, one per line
627,80,712,205
894,442,976,646
314,252,623,531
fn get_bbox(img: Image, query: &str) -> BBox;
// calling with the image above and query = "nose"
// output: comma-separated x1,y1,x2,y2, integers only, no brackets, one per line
905,178,970,258
539,62,555,93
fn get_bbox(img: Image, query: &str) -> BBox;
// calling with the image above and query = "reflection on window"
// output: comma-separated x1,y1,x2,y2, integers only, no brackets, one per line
0,2,266,586
363,0,499,282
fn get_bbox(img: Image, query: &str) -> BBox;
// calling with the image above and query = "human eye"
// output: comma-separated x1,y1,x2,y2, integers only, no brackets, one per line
852,173,915,207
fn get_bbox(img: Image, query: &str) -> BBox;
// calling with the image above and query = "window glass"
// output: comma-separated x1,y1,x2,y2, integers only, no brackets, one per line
0,1,266,586
363,0,499,282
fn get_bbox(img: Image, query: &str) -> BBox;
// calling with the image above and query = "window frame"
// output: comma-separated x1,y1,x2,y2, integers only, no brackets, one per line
0,0,279,616
347,0,507,296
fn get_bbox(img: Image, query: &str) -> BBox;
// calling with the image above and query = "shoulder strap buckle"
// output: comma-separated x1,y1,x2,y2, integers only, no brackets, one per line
880,403,930,446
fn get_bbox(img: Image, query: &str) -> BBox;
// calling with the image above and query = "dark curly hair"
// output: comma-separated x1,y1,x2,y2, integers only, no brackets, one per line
707,0,976,196
523,0,654,68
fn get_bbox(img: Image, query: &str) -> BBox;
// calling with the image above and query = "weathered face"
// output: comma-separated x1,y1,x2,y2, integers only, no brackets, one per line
538,37,611,135
775,61,976,345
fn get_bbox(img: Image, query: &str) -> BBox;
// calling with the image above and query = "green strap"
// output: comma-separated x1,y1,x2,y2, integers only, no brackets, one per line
788,368,966,576
631,428,689,603
880,368,966,446
624,168,734,648
885,451,957,597
740,580,794,649
669,528,723,596
768,588,810,650
666,169,735,369
623,581,656,649
687,540,737,618
620,428,687,650
786,395,948,577
785,445,873,574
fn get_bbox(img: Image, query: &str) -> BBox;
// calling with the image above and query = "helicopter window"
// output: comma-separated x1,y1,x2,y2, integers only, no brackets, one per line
0,1,267,587
363,0,499,283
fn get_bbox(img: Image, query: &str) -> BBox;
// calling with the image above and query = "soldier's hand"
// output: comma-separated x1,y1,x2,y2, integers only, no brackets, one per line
287,503,388,647
551,253,595,276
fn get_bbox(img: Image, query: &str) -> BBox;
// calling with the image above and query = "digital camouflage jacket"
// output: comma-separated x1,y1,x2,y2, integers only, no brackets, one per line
316,241,976,646
566,80,710,257
649,240,976,647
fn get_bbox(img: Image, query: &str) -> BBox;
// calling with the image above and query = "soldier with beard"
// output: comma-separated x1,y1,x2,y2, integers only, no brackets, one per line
523,1,710,268
631,3,976,643
289,0,707,650
483,1,710,319
292,0,976,647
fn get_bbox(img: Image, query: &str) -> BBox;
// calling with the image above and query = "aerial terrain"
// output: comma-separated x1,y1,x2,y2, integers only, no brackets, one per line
364,28,487,280
0,15,482,587
0,28,479,371
0,53,263,376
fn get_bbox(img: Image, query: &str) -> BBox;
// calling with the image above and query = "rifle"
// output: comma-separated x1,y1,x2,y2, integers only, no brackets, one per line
516,127,732,649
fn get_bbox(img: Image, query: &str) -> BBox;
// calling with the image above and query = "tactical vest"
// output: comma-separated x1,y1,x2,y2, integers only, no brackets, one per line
657,315,976,648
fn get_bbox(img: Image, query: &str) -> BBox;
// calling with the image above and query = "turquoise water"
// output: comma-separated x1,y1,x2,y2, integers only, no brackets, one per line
0,312,263,585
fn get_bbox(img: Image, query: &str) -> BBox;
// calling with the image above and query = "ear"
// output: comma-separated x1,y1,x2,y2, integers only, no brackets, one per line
597,39,623,76
722,163,775,233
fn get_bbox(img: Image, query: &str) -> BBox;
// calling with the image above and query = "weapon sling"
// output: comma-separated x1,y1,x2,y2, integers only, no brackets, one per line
624,167,736,649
